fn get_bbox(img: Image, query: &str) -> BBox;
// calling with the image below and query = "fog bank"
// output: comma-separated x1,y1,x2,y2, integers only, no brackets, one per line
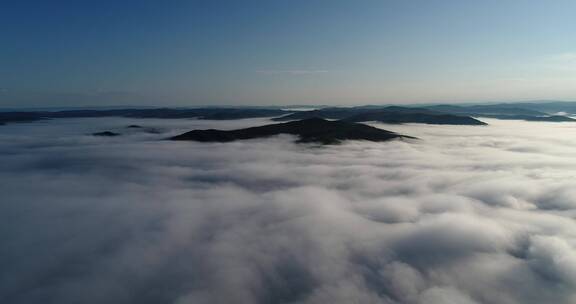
1,118,576,303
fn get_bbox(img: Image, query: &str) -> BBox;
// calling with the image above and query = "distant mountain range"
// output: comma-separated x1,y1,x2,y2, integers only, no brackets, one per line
2,101,576,126
422,104,545,116
170,118,414,145
273,106,487,125
0,108,289,125
489,101,576,114
272,103,576,124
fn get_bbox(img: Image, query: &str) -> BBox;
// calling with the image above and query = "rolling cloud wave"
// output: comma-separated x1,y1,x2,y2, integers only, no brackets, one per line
1,118,576,303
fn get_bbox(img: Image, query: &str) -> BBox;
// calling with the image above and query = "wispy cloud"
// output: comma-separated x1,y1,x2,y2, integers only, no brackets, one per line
539,52,576,71
256,69,330,75
548,52,576,62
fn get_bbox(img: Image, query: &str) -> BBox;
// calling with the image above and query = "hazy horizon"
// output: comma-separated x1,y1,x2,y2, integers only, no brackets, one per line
3,99,576,111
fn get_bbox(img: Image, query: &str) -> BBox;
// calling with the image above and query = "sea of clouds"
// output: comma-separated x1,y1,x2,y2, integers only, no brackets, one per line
2,117,576,304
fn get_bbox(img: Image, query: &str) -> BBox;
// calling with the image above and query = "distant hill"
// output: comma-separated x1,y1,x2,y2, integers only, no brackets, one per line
92,131,121,137
489,101,576,115
3,102,576,126
273,106,486,125
0,108,290,125
343,111,487,125
271,103,576,124
421,103,576,122
478,114,576,122
423,104,546,116
272,108,368,121
170,118,414,145
0,112,49,124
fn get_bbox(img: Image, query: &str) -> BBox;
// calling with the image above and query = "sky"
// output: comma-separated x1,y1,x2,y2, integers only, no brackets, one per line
2,0,576,107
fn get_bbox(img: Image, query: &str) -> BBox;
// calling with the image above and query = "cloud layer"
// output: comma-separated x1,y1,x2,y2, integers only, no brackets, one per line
1,118,576,303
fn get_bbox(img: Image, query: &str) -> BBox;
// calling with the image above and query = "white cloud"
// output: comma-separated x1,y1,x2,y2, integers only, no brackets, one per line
2,117,576,303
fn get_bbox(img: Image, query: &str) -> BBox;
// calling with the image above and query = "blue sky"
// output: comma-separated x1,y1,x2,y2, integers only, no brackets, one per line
1,0,576,107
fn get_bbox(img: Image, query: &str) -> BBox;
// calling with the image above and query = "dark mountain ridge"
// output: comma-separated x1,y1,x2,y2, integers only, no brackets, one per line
421,104,576,122
343,111,487,125
423,104,547,116
170,118,414,144
487,101,576,114
3,102,576,126
274,103,576,124
0,108,290,125
477,114,575,122
273,106,487,125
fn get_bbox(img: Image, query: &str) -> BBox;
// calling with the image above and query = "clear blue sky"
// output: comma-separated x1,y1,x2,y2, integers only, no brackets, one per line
1,0,576,107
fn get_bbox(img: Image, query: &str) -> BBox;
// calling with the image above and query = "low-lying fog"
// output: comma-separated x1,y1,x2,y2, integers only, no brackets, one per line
2,117,576,304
